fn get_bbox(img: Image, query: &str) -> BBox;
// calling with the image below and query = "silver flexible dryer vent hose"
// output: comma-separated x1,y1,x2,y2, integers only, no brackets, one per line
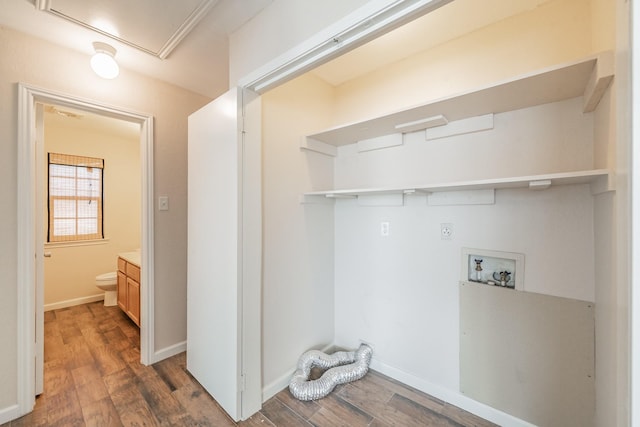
289,343,373,401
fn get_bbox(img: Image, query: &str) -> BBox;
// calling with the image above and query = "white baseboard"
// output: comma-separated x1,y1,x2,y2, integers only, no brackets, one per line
0,404,20,425
44,294,104,311
262,369,295,402
370,359,536,427
153,340,186,364
261,345,534,427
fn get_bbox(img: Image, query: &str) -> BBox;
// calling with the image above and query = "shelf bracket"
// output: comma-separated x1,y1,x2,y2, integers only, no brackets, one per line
590,172,615,195
528,180,552,190
583,51,614,113
300,137,337,157
325,194,357,199
299,194,335,205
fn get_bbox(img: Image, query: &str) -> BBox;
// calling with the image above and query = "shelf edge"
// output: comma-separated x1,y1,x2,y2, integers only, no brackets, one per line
303,169,612,198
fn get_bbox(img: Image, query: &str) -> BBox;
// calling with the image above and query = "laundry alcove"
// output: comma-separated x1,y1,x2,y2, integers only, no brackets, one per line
259,47,614,426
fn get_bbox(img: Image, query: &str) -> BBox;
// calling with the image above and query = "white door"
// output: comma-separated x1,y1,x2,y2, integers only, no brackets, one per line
187,87,262,421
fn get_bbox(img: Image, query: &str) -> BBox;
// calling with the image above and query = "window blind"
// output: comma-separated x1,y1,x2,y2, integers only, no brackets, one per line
48,153,104,242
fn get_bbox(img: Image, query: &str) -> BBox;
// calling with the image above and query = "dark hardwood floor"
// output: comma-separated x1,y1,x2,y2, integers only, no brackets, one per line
3,301,496,426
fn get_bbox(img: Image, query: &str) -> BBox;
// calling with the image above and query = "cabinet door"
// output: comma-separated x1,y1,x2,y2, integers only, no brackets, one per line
117,271,127,312
127,277,140,327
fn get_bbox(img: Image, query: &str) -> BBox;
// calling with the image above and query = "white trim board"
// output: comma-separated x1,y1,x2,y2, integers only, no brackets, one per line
154,341,187,362
0,404,19,425
632,0,640,424
261,351,536,427
17,83,155,417
370,359,537,427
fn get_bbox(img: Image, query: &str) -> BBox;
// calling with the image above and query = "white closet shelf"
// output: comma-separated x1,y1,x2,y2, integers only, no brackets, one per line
303,169,612,199
304,51,614,148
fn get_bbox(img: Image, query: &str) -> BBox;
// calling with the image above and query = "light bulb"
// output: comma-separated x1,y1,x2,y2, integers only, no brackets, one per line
90,42,119,79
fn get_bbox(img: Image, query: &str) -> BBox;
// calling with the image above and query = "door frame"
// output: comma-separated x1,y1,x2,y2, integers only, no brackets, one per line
17,83,155,414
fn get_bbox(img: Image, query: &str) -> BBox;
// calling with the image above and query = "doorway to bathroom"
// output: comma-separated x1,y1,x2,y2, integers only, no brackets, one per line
41,104,142,317
17,84,155,407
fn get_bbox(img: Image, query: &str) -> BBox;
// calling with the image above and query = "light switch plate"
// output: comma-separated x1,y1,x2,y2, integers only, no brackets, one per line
158,196,169,211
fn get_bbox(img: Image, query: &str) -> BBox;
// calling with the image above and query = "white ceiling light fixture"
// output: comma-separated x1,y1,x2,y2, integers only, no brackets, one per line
91,41,120,79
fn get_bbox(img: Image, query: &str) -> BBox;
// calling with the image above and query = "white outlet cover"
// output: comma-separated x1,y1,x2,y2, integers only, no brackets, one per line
380,221,390,236
441,223,453,239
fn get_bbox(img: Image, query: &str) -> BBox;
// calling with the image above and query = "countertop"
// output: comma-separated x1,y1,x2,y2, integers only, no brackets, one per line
118,251,140,267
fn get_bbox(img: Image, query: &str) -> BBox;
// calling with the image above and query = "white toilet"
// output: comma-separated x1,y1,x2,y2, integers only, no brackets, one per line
95,271,118,306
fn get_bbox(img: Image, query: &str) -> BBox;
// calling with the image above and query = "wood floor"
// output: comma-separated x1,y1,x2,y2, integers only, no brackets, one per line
3,301,496,426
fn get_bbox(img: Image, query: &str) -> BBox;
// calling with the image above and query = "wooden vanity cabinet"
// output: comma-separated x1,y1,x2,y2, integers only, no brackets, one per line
117,271,127,311
117,256,141,327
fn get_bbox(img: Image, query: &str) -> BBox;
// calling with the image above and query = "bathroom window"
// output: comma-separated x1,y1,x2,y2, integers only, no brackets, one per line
48,153,104,242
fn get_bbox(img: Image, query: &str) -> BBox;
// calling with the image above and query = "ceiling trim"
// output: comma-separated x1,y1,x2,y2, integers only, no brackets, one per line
33,0,218,59
239,0,453,94
157,0,218,59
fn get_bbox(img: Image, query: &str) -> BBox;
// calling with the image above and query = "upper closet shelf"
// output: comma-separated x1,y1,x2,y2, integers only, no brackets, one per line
304,51,614,148
302,169,612,200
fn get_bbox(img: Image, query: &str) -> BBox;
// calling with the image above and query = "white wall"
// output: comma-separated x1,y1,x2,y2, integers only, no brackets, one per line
333,183,596,387
329,98,598,426
333,98,597,299
261,73,336,398
0,26,210,416
331,0,593,125
43,112,140,308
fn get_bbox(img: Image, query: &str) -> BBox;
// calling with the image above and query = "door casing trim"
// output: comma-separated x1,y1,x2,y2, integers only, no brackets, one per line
17,83,155,414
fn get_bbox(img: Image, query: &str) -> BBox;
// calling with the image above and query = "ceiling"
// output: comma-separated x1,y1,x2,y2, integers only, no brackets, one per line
38,0,217,58
0,0,272,98
0,0,554,99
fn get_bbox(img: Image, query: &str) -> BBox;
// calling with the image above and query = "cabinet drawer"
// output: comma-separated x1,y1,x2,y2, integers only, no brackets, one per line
117,257,127,273
126,263,140,282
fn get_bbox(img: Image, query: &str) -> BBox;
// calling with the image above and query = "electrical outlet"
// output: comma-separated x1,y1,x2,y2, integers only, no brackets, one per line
380,221,390,237
440,223,453,240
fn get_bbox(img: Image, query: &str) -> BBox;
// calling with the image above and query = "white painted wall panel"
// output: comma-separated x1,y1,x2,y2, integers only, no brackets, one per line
460,282,594,427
